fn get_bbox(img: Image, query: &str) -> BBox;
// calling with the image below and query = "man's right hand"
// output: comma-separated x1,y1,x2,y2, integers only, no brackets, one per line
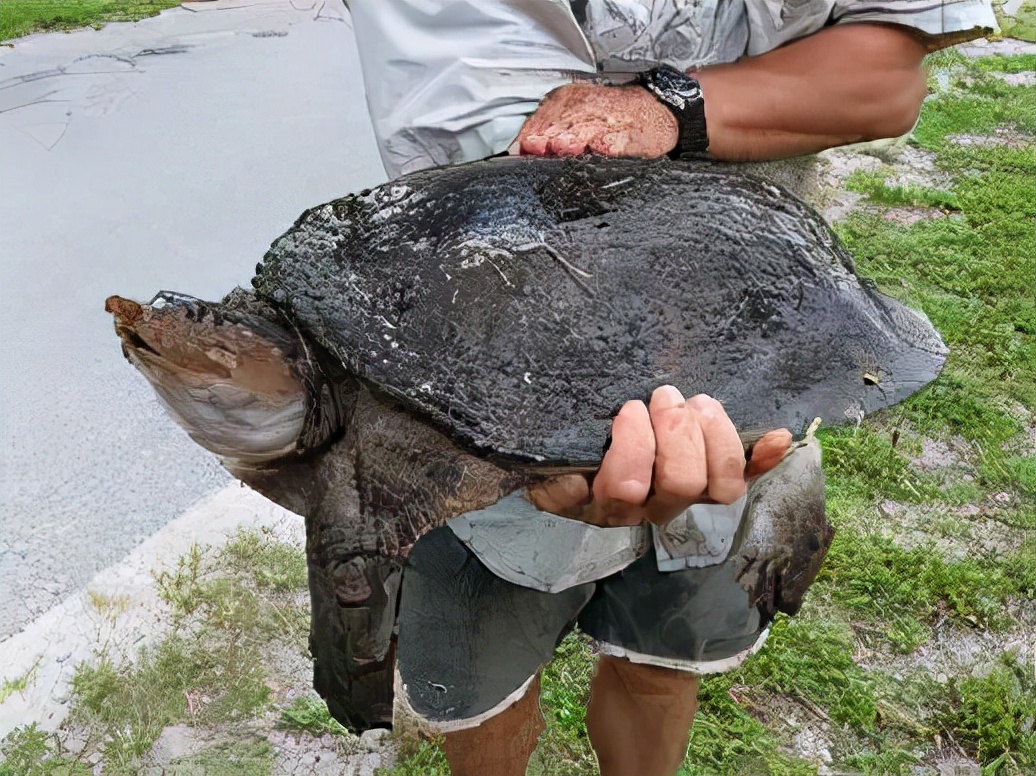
516,83,678,158
527,386,792,527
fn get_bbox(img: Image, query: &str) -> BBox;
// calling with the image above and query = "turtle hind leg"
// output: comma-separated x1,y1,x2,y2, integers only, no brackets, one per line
106,290,346,466
308,551,402,731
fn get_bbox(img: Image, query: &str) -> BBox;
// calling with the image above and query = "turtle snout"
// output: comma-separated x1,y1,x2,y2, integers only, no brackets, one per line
105,295,143,326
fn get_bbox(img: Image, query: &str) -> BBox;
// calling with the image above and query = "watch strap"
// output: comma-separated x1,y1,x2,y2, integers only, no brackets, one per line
638,65,709,159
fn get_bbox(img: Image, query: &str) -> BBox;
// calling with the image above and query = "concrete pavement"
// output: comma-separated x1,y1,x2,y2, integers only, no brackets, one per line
0,0,384,729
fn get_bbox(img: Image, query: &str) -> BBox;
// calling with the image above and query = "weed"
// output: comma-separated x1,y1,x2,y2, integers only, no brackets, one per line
0,724,90,776
970,53,1036,75
154,543,205,620
166,739,274,775
69,634,271,769
817,520,1032,632
54,530,310,771
841,747,923,775
277,696,349,737
845,170,961,211
936,653,1036,770
0,659,39,705
222,527,307,593
819,425,936,503
530,633,598,775
86,591,130,621
374,735,450,776
683,674,816,776
992,2,1036,41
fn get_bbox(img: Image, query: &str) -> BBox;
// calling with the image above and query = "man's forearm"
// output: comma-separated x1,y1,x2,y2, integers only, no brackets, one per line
696,23,928,161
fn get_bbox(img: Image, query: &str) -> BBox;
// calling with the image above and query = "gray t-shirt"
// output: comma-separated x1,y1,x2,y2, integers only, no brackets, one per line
347,0,997,178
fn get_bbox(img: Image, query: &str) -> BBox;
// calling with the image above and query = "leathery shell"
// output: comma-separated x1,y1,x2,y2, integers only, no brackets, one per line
253,157,947,465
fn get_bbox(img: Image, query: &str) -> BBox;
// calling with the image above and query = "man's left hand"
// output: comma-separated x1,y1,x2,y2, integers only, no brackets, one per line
516,83,678,158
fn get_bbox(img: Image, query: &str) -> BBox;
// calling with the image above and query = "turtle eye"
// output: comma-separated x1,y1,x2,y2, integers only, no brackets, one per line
863,373,879,386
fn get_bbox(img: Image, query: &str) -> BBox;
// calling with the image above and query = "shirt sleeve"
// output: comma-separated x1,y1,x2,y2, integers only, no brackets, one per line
744,1,998,56
346,0,598,179
829,1,999,51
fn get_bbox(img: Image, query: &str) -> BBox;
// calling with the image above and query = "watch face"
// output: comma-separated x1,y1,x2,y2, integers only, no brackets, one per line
640,66,709,155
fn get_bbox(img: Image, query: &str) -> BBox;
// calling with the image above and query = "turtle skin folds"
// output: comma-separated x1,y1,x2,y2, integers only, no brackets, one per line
289,386,521,730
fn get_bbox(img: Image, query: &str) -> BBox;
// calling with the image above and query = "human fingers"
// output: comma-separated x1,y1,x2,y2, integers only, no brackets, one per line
519,133,551,156
745,428,793,478
589,399,655,525
547,129,593,156
517,84,586,154
685,394,748,505
644,386,707,525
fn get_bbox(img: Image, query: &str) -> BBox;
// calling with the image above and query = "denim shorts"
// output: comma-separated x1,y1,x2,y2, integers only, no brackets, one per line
394,525,770,731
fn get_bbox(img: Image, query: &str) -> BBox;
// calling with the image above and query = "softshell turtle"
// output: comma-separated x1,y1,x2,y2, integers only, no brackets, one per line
107,157,946,731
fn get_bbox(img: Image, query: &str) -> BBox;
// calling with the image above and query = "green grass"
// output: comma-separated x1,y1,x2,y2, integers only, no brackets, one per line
530,633,598,775
993,1,1036,41
277,697,349,737
0,0,181,41
819,522,1034,634
0,530,309,774
938,654,1036,769
164,740,274,776
0,724,90,776
0,660,39,706
844,171,960,211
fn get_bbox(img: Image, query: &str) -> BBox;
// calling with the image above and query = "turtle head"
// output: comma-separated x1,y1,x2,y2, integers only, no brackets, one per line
106,292,308,464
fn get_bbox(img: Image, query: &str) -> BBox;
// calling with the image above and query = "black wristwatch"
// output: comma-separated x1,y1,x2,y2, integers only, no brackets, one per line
637,65,709,159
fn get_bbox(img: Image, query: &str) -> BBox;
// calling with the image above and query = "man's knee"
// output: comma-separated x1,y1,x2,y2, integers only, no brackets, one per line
600,654,701,702
440,675,544,776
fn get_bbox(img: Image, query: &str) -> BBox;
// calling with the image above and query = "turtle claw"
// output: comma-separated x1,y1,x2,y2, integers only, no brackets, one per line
107,292,308,464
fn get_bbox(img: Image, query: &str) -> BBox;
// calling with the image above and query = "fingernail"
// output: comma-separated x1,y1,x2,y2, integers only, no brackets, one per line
653,385,684,404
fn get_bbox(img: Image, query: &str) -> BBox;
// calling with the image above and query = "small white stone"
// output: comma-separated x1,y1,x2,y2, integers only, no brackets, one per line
359,727,390,749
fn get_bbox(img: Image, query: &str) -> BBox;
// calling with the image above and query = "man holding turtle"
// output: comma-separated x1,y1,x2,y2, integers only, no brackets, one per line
344,3,997,774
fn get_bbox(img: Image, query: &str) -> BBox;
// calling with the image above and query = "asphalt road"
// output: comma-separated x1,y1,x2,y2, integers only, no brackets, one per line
0,0,386,639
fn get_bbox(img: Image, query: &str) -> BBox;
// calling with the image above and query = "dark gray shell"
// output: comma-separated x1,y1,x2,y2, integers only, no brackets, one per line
253,157,946,465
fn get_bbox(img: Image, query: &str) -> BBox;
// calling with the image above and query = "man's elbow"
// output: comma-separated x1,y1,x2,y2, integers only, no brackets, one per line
862,67,927,140
848,24,929,141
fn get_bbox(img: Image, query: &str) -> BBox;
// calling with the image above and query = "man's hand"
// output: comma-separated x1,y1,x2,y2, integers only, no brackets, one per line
528,386,792,527
516,83,678,158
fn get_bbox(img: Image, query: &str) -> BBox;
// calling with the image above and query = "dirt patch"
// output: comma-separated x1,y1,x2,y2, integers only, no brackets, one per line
957,38,1036,58
874,498,1027,559
816,144,955,223
949,129,1033,148
859,599,1033,683
271,728,393,775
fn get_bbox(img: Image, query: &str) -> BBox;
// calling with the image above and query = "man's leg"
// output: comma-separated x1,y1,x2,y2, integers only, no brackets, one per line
586,655,700,776
440,674,544,776
397,527,593,774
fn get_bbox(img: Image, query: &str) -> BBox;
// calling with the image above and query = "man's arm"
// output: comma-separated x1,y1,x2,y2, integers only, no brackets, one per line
697,22,928,160
517,23,928,161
